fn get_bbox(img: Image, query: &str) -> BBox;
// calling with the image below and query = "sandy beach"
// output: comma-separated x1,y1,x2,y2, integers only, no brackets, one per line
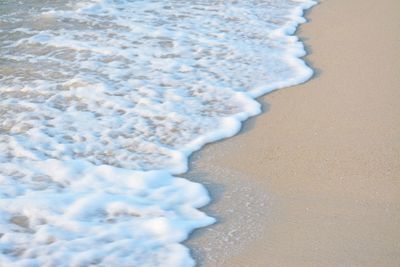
186,0,400,266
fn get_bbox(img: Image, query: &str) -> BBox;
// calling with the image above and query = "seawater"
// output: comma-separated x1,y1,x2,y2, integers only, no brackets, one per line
0,0,315,266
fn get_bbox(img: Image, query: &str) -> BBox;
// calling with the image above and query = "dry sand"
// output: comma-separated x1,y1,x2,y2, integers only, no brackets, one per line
185,0,400,266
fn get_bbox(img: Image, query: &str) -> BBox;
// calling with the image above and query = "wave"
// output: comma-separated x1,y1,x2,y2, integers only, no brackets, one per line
0,0,316,266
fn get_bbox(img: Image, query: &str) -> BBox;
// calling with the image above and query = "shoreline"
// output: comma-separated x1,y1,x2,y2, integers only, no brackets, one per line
186,0,400,266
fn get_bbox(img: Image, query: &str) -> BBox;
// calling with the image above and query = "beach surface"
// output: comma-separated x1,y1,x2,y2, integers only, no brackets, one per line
186,0,400,266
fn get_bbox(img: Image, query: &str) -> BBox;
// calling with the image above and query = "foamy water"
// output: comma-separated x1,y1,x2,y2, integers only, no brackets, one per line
0,0,315,266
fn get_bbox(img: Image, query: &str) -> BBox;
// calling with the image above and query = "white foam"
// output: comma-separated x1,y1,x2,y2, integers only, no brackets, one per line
0,0,316,266
0,159,213,266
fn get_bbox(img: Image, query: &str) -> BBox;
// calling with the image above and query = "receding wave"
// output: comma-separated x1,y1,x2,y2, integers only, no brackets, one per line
0,0,315,266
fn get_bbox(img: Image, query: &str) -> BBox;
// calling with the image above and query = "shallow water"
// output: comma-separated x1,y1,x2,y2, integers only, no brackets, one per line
0,0,315,266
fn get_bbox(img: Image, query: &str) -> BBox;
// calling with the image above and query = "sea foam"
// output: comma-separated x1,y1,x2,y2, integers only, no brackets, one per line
0,0,315,266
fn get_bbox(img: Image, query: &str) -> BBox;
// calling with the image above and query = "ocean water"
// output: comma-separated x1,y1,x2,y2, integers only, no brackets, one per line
0,0,315,266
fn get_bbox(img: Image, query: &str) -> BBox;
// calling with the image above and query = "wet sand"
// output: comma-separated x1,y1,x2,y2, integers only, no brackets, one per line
186,0,400,266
